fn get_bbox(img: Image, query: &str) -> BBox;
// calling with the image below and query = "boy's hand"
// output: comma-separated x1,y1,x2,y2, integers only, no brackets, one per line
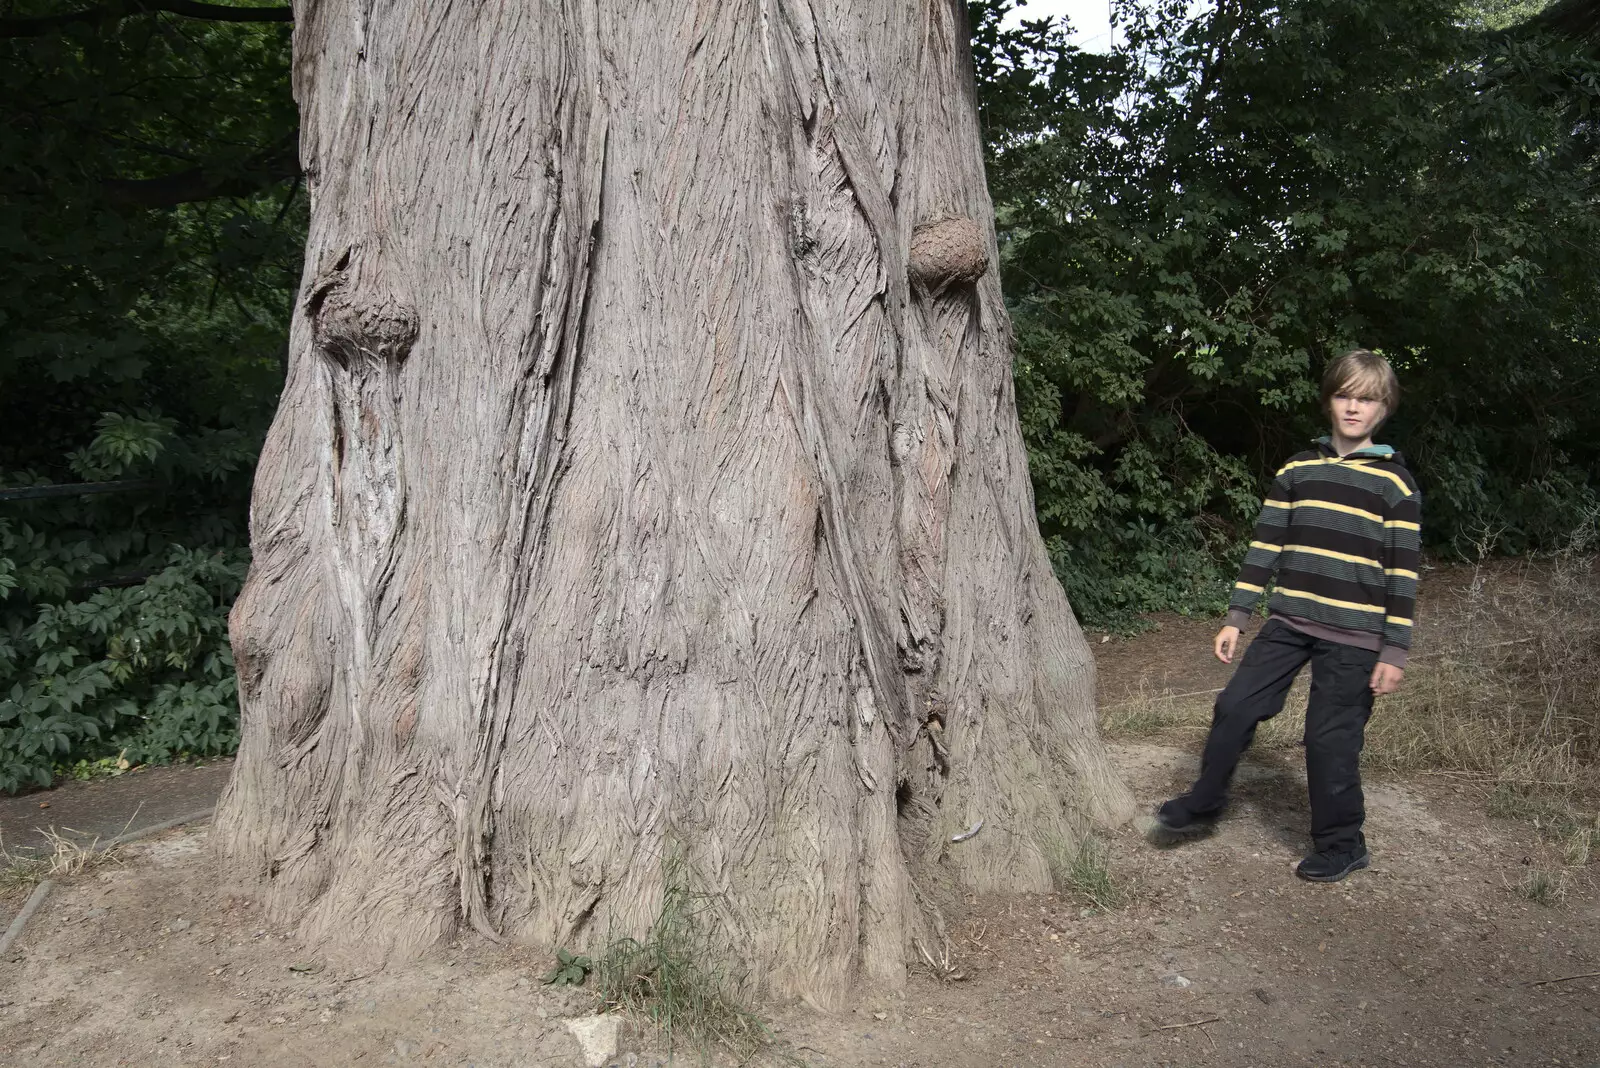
1370,662,1404,696
1214,625,1241,664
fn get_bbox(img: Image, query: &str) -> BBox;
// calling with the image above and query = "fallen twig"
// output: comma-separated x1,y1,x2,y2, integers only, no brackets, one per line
1151,1017,1222,1032
1526,971,1600,987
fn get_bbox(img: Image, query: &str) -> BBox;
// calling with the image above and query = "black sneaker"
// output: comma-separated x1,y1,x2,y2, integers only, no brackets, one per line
1295,847,1370,882
1150,798,1218,840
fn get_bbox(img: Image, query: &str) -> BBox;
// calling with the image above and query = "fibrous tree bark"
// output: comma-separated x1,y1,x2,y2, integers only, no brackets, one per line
214,0,1134,1005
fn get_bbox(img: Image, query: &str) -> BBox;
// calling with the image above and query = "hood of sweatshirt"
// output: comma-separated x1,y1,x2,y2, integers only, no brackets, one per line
1316,435,1403,464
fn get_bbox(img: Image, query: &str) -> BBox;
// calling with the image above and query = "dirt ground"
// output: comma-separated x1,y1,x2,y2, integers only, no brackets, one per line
3,599,1597,1068
3,743,1595,1068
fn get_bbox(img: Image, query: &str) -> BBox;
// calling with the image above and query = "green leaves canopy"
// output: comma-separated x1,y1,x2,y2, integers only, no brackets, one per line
975,0,1600,625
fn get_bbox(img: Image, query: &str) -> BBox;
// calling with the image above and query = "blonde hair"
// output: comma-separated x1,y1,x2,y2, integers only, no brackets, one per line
1321,348,1399,413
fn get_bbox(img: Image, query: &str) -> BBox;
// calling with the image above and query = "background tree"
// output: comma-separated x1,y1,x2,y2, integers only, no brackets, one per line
981,0,1600,626
0,2,298,788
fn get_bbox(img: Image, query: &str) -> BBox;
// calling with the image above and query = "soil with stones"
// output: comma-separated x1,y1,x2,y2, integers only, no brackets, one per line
3,616,1597,1068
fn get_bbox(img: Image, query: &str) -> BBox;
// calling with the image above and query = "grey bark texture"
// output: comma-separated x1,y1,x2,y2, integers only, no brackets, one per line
214,0,1135,1005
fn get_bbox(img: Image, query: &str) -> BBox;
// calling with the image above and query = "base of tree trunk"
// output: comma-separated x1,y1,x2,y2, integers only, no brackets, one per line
214,0,1134,1005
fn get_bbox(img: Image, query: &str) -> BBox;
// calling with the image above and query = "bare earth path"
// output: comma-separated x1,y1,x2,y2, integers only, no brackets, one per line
0,761,232,861
2,735,1596,1068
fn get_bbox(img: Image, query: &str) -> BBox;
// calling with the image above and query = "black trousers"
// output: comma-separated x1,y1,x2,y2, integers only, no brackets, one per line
1180,619,1378,853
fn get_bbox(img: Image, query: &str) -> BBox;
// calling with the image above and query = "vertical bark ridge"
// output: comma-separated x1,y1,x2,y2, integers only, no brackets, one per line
457,7,612,941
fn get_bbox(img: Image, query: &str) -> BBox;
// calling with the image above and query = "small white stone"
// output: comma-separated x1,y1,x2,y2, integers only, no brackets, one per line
1162,974,1193,988
564,1015,621,1068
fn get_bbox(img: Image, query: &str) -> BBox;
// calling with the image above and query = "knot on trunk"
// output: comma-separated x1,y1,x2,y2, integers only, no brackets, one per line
307,248,419,367
907,216,989,293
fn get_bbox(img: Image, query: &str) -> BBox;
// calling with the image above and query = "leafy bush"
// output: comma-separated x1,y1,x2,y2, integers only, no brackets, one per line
0,541,244,791
0,412,255,792
0,14,296,791
975,0,1600,627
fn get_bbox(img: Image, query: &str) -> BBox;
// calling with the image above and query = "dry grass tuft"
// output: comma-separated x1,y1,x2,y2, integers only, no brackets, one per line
1044,833,1125,912
1,827,122,896
1101,521,1600,886
1516,868,1568,907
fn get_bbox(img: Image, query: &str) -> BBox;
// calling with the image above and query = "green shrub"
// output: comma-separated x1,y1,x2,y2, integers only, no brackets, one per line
0,411,259,792
974,0,1600,628
0,514,246,792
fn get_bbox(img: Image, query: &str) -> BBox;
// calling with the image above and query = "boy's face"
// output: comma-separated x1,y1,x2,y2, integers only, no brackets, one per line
1329,386,1386,444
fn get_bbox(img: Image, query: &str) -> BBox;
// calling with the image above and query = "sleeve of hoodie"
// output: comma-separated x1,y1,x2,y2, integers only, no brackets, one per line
1225,463,1293,630
1379,476,1422,668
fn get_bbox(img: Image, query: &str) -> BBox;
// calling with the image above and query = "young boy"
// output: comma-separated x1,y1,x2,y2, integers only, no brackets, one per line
1155,349,1420,882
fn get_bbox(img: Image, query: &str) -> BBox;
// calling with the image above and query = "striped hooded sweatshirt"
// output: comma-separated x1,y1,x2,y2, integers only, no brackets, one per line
1224,438,1421,668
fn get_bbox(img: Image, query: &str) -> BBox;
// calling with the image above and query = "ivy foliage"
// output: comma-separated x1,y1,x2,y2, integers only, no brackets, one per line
974,0,1600,627
0,3,298,791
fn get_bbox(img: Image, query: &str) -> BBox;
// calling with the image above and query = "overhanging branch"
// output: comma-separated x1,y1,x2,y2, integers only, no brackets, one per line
1529,0,1600,44
1,0,291,39
103,134,300,208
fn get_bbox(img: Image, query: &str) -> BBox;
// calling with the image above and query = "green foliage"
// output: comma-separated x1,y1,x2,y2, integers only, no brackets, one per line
0,5,299,791
975,0,1600,626
0,406,257,790
0,514,248,792
542,948,593,987
58,751,133,782
595,859,775,1058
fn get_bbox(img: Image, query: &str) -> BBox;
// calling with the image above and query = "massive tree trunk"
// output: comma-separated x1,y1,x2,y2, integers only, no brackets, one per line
214,0,1134,1004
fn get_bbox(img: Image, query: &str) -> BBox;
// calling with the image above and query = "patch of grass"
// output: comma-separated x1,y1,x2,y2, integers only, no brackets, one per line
1,827,122,896
1371,530,1600,783
1486,781,1570,825
0,849,49,896
1517,868,1567,907
1046,834,1125,912
1099,682,1194,737
1104,527,1600,844
1098,678,1312,748
593,857,779,1062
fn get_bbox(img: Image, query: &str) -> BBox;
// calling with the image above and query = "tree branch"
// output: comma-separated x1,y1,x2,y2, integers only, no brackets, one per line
1525,0,1600,43
1,0,291,39
103,134,300,208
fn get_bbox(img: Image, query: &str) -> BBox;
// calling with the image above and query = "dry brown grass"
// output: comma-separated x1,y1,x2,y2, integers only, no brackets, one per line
1101,528,1600,868
1369,537,1600,788
1,826,123,896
